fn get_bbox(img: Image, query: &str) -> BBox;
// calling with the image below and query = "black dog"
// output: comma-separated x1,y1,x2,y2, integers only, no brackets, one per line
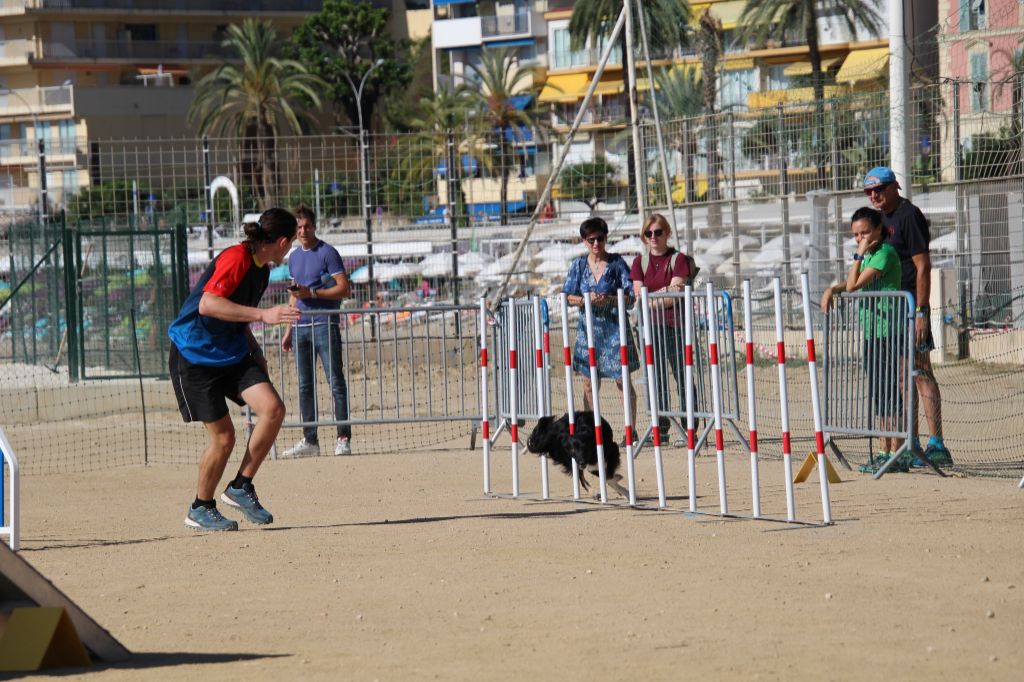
526,411,628,499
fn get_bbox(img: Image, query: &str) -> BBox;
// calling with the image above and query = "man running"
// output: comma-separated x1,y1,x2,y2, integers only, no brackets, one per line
169,208,300,531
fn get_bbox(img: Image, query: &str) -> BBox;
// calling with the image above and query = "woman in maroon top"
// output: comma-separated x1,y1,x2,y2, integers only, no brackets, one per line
629,214,693,440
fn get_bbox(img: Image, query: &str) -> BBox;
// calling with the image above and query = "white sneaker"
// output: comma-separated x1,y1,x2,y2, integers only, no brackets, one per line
282,438,320,458
334,437,352,456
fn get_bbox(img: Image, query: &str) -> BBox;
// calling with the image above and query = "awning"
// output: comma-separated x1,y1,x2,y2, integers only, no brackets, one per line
783,56,842,77
538,73,622,103
835,48,889,84
508,94,533,110
436,154,480,178
691,0,745,29
433,0,477,5
485,38,534,48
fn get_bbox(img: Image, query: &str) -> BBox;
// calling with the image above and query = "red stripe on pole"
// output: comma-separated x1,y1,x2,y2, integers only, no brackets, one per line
749,431,758,452
687,430,695,449
509,349,517,369
563,347,571,364
715,430,724,451
645,344,654,364
535,349,543,368
588,348,597,366
594,425,603,445
653,429,662,447
782,432,791,454
776,342,786,364
480,348,488,367
619,346,628,365
745,342,754,364
544,332,550,353
710,343,719,365
482,421,490,438
685,346,693,365
510,424,518,443
815,432,825,454
806,340,816,363
624,425,633,445
568,423,575,435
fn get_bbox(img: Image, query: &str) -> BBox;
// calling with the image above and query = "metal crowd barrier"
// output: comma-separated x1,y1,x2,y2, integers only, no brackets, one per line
258,304,483,449
639,289,746,455
821,290,941,477
491,296,551,430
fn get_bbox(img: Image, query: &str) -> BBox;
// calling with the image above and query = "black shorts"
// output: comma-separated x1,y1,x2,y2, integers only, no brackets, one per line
169,344,270,423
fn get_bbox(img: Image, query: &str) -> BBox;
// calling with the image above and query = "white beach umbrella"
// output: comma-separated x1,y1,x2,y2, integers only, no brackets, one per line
535,242,585,261
607,235,644,255
535,258,572,276
457,251,493,276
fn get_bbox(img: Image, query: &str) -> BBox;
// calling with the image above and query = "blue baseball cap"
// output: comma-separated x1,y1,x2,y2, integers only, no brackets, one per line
863,166,897,189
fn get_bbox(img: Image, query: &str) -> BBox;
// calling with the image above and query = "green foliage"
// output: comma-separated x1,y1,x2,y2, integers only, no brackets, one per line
289,0,413,129
962,129,1023,180
568,0,691,54
558,156,622,210
285,177,360,220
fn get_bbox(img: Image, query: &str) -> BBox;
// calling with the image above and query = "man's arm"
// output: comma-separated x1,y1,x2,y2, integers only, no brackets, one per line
314,272,351,300
912,251,931,310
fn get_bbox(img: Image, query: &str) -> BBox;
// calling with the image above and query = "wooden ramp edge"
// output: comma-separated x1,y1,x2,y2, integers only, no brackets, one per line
0,543,130,663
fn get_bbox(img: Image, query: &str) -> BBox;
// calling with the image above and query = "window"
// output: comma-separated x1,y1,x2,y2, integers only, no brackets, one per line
960,0,986,32
125,24,157,41
969,52,988,111
720,68,757,110
766,65,790,91
62,169,77,192
58,120,75,154
0,124,10,161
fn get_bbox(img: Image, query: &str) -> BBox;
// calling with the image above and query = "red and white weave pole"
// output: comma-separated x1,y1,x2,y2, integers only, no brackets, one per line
801,273,833,525
532,296,550,499
479,298,491,495
706,283,728,515
507,298,520,498
639,287,667,508
582,295,608,502
616,289,637,506
683,285,697,513
559,294,581,499
742,280,761,518
773,278,796,521
542,300,551,417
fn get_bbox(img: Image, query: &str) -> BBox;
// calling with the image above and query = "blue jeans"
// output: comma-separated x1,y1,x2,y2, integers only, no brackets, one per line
294,323,351,443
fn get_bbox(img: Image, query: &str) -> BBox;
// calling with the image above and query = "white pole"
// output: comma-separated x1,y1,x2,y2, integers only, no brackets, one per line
683,285,698,513
801,273,833,525
617,289,637,506
480,298,491,495
742,280,761,518
0,426,20,551
706,283,728,515
774,278,796,521
639,287,668,508
889,0,911,200
560,293,581,499
583,295,608,502
508,298,520,498
623,0,646,218
533,296,549,499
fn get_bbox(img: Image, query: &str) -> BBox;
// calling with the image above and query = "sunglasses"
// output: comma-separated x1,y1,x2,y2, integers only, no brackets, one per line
584,235,607,244
644,228,665,238
863,182,891,196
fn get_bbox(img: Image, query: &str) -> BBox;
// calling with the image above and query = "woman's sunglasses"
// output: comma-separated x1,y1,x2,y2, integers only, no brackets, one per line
644,228,665,238
584,235,606,244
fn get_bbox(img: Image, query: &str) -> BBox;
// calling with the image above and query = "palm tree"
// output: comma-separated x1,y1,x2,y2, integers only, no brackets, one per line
569,0,692,211
738,0,881,184
649,66,702,202
188,19,323,209
466,47,546,226
697,8,723,228
397,85,476,226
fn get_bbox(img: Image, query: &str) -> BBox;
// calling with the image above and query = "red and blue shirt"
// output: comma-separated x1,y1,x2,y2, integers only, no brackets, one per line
168,243,269,366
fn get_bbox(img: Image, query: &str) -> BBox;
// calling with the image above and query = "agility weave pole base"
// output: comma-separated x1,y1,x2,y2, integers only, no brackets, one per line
793,452,843,485
0,542,130,666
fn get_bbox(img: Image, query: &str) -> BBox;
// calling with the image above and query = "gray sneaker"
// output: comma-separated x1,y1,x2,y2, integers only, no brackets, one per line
185,504,238,532
221,483,274,525
282,438,320,458
334,437,352,455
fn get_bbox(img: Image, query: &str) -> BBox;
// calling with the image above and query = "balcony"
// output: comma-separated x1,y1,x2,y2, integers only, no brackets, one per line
553,102,626,128
433,16,483,49
0,139,80,165
747,86,846,109
0,85,74,120
35,39,229,62
551,47,622,70
481,10,530,39
25,0,321,12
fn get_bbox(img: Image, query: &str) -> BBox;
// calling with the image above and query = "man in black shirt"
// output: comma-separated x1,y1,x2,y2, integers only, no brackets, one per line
864,166,952,467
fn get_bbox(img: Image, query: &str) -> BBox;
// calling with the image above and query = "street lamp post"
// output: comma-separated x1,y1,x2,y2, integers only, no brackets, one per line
342,58,384,302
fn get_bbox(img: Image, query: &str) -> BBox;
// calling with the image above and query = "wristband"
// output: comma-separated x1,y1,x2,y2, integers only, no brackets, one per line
852,254,864,261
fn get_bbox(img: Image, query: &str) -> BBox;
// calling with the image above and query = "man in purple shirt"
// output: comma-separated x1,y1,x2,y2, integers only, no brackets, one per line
281,205,353,457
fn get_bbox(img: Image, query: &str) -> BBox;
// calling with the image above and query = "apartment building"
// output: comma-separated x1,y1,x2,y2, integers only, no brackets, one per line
937,0,1024,178
0,0,326,215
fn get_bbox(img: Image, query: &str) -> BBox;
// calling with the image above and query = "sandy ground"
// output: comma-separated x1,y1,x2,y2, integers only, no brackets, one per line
10,446,1024,681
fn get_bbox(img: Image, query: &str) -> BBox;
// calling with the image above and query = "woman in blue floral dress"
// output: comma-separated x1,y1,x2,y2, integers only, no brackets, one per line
562,217,639,432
